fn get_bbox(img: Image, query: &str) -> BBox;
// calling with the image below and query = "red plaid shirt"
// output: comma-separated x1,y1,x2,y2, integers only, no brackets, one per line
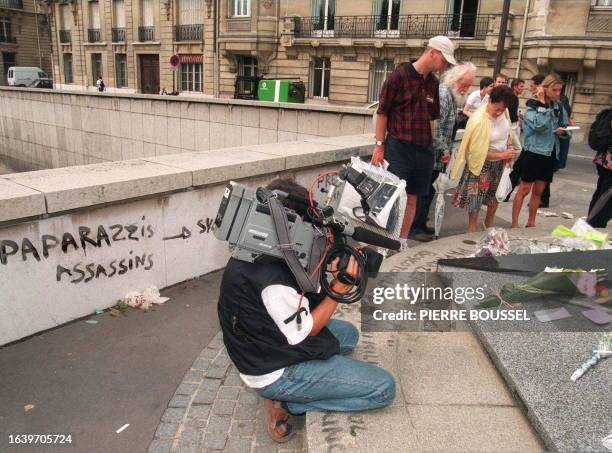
377,62,440,146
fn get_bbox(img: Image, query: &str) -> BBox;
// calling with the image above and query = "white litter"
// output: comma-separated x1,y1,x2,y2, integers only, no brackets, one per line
537,209,559,217
116,424,130,434
561,212,575,219
124,286,169,310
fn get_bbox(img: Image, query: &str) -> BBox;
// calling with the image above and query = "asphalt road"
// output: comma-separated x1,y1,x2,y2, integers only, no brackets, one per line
0,273,222,453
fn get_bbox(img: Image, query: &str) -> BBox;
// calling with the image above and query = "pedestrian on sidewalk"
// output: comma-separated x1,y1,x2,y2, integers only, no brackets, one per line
451,86,517,233
96,76,105,92
511,74,571,228
493,72,510,87
505,74,546,202
411,62,476,241
217,178,396,443
371,35,455,250
587,108,612,228
463,76,494,118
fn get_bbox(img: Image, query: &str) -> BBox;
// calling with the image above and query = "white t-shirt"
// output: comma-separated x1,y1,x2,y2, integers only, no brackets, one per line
239,284,314,388
465,90,489,114
489,113,510,151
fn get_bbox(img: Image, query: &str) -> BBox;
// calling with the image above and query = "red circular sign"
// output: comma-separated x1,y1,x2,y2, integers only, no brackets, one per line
170,55,179,67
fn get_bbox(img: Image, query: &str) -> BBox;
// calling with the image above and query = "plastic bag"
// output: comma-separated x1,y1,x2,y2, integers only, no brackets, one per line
552,218,609,248
495,166,513,202
124,286,170,310
334,156,406,235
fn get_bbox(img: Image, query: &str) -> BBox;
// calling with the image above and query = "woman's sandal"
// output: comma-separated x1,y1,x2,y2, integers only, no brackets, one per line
263,398,295,443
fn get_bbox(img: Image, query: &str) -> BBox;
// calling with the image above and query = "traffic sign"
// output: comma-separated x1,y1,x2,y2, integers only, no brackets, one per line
170,55,179,67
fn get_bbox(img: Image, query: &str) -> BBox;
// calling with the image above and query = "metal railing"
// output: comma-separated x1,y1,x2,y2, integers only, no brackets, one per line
175,24,203,41
0,34,16,43
59,30,71,43
0,0,23,9
87,28,101,42
112,27,126,42
289,14,492,39
138,26,155,42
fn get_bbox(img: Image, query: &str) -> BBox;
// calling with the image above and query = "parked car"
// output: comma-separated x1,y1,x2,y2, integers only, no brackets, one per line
7,66,53,88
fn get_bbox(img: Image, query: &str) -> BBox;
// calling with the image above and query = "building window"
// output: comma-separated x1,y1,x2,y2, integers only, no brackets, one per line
91,53,103,85
312,0,335,32
230,0,250,17
180,0,203,24
369,59,394,102
60,4,71,29
115,53,127,87
310,57,330,98
141,0,154,26
63,53,73,84
593,0,612,7
0,17,12,43
114,0,125,28
237,55,257,95
180,62,203,91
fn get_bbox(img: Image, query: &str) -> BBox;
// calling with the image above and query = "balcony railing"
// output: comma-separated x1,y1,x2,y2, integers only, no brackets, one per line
87,28,101,42
112,27,126,42
138,26,155,42
0,34,17,43
59,30,71,43
175,24,203,41
0,0,23,9
289,14,492,39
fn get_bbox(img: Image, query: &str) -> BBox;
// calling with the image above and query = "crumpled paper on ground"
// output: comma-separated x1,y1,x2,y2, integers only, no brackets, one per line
124,286,169,310
474,228,510,257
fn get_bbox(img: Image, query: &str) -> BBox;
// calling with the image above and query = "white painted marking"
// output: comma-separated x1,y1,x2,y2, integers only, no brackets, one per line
116,424,130,434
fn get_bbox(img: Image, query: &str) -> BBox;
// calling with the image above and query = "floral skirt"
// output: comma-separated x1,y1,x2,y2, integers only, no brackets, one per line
453,160,504,213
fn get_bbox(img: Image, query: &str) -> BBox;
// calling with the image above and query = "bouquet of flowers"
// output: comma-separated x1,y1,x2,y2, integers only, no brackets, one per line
475,268,608,310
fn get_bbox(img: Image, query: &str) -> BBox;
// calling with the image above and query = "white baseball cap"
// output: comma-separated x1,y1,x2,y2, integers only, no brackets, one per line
428,36,456,65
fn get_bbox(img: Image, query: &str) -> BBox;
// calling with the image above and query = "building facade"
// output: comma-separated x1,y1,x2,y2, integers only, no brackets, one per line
45,0,611,131
0,0,52,85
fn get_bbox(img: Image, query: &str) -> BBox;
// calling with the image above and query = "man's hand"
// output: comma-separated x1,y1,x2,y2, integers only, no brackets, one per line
330,255,360,294
554,127,567,136
371,144,385,166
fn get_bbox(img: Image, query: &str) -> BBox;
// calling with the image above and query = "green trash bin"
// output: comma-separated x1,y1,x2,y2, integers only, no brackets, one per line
257,79,305,103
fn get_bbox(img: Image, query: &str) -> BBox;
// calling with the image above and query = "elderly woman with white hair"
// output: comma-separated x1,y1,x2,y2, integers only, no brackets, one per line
411,62,477,241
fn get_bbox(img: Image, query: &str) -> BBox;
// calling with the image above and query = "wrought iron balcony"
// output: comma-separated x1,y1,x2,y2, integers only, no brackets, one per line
288,14,492,39
175,24,203,41
138,26,155,42
59,30,71,43
87,28,101,42
0,34,17,43
0,0,23,9
112,27,126,42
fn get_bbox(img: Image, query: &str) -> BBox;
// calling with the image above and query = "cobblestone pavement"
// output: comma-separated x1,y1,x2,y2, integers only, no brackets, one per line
147,330,306,453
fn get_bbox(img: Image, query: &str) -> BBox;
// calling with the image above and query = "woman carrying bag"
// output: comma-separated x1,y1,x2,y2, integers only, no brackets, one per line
451,85,517,233
511,74,571,228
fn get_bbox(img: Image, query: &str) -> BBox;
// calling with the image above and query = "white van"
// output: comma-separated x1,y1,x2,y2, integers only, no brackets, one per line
7,67,52,88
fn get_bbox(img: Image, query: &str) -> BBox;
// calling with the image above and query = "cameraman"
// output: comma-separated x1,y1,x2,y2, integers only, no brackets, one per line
217,178,396,443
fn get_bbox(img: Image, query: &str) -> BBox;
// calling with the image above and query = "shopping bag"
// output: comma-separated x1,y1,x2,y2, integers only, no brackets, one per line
495,165,513,202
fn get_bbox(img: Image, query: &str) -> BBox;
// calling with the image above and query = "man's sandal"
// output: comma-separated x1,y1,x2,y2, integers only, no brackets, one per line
268,415,294,443
263,398,295,443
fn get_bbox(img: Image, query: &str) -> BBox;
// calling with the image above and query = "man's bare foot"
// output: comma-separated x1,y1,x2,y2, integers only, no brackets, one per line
262,397,294,443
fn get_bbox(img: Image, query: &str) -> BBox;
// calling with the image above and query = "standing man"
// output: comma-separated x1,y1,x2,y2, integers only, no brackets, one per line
96,76,105,92
493,73,509,87
411,62,476,241
372,36,456,250
463,77,494,118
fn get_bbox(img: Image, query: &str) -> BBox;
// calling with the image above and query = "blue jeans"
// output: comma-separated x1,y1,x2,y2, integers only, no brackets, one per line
255,319,396,414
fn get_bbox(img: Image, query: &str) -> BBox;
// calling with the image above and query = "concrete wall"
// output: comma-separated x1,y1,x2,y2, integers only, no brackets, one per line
0,133,373,345
0,87,374,172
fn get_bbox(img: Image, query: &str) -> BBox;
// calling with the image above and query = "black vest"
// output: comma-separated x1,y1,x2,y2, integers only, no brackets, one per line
217,257,340,376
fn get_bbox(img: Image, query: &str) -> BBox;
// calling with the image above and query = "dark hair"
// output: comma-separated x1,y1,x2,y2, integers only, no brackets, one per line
266,177,309,217
531,74,545,85
511,78,525,88
480,77,494,90
488,85,515,107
